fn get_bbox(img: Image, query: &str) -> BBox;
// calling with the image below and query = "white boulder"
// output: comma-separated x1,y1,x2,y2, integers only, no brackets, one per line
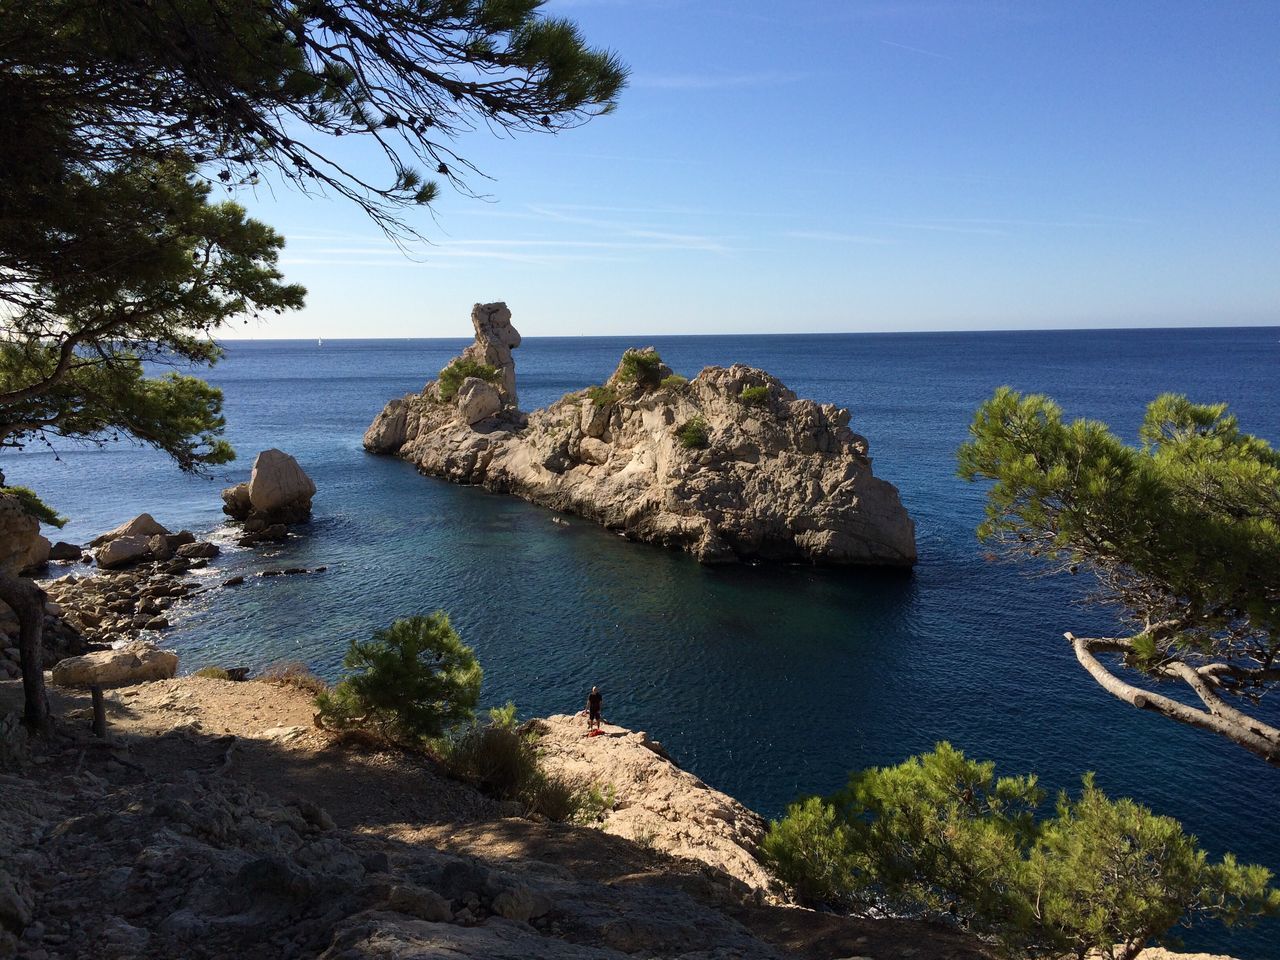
456,377,502,426
51,641,178,688
247,449,316,516
90,513,169,547
95,535,154,570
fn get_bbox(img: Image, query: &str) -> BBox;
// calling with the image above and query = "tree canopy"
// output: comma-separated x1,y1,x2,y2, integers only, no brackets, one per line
761,744,1280,960
958,388,1280,763
3,0,627,237
1,0,626,731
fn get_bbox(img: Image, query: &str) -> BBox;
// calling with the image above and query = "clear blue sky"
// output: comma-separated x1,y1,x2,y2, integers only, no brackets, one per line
232,0,1280,338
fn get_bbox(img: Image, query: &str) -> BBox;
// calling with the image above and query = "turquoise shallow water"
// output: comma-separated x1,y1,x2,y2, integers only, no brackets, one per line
4,327,1279,955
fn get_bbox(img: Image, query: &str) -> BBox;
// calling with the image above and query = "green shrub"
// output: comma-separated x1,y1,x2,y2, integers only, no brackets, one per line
258,660,328,695
585,384,619,408
738,385,769,407
315,612,482,745
676,416,710,450
760,796,858,908
193,666,232,680
0,485,66,528
441,708,609,823
442,718,542,801
438,357,501,401
659,373,688,391
573,782,617,825
762,744,1280,958
616,348,663,387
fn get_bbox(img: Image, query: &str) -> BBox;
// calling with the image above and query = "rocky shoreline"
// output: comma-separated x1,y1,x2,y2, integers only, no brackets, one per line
365,303,917,566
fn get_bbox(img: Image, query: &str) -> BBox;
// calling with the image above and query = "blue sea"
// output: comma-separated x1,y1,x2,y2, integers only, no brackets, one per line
5,327,1279,956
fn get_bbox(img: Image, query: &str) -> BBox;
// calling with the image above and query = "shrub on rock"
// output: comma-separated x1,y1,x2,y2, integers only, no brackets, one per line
676,416,710,450
315,612,481,744
438,358,501,402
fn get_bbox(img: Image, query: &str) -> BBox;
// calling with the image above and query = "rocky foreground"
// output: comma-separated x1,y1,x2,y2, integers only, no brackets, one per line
365,303,916,566
0,676,988,960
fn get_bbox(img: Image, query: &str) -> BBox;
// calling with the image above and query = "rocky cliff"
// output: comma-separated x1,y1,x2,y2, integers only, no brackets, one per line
365,303,916,566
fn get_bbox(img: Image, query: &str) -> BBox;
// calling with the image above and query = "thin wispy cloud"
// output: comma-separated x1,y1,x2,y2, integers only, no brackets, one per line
879,39,954,61
785,230,895,245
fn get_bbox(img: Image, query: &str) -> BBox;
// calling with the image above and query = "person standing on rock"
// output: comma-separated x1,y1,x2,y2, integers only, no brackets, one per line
586,686,603,731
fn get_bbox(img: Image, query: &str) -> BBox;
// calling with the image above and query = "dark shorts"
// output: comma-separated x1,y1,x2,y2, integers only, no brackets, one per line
589,707,601,721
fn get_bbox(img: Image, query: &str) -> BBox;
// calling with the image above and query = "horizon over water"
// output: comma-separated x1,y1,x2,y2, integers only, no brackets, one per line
4,326,1278,956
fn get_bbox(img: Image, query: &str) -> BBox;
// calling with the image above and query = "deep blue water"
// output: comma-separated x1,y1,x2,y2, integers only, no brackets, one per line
5,328,1279,956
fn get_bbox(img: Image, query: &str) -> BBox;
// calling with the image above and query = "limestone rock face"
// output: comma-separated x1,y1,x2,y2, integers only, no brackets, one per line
362,396,411,453
531,715,774,893
456,377,502,426
90,513,169,547
364,311,917,566
51,641,178,688
463,301,521,406
0,493,50,576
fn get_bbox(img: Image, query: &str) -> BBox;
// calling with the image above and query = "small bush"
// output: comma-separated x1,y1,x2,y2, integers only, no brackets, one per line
573,783,617,825
585,384,619,408
193,666,232,680
738,385,769,407
258,660,328,695
761,796,858,908
676,416,710,450
438,358,501,401
441,708,608,823
315,612,482,745
616,348,663,388
443,719,542,801
659,373,688,392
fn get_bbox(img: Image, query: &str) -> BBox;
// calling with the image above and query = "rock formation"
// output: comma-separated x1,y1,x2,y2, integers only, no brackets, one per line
530,715,773,893
90,514,218,570
50,640,178,688
0,492,50,576
365,305,916,566
463,301,521,406
222,448,316,545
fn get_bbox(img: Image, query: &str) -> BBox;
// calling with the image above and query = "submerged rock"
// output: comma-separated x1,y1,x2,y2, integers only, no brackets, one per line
365,304,916,566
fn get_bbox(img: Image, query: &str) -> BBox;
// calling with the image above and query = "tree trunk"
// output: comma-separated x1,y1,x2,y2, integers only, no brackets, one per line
1066,632,1280,765
0,570,49,732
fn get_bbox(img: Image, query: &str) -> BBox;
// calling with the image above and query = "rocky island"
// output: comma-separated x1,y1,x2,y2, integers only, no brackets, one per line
365,303,916,566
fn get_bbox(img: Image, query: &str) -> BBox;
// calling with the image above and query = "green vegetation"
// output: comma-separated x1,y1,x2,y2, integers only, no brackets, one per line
193,666,232,681
676,416,710,450
315,613,482,745
959,389,1280,763
738,385,769,407
616,348,664,388
438,358,502,402
762,744,1279,959
1,0,625,732
258,660,328,696
0,484,65,528
659,373,688,391
759,796,857,908
440,703,613,823
585,384,620,408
